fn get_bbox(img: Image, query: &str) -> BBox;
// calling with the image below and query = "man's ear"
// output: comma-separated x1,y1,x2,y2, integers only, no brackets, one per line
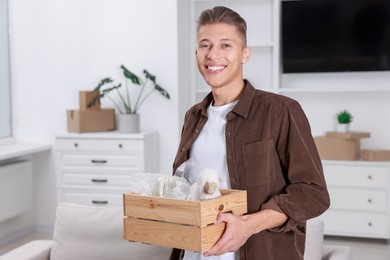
242,47,251,64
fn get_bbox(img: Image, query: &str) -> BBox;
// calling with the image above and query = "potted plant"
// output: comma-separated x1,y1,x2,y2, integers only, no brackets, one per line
89,65,170,133
337,109,353,132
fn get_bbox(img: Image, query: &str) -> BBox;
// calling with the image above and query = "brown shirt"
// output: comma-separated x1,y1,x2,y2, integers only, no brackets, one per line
171,80,330,260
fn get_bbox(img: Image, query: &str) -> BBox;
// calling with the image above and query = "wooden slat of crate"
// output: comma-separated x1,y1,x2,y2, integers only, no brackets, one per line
123,193,201,226
123,189,247,227
200,189,247,227
123,217,226,253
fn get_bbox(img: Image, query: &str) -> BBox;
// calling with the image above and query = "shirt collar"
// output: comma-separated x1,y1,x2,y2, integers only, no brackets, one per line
196,80,256,119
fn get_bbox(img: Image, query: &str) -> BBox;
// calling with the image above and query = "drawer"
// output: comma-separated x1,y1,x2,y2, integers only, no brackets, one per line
61,154,143,170
319,210,389,238
61,173,133,188
328,187,387,212
56,139,145,152
59,191,123,207
323,164,389,188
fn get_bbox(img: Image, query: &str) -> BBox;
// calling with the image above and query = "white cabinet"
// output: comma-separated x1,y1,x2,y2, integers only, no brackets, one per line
319,160,390,240
55,131,159,207
190,0,280,103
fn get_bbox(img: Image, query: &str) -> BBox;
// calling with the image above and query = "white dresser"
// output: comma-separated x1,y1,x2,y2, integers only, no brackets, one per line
319,160,390,240
55,131,159,207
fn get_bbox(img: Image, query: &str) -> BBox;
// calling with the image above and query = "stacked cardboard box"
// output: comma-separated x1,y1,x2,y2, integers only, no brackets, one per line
314,131,370,160
67,91,115,133
362,149,390,161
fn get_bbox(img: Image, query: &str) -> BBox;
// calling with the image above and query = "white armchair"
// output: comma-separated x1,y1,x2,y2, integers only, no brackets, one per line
304,218,352,260
0,203,351,260
0,203,171,260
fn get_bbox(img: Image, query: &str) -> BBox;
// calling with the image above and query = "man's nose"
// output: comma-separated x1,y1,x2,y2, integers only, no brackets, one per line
206,47,219,59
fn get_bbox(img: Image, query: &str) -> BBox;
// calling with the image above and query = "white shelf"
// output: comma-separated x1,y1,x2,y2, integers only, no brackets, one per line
55,130,156,140
0,143,52,161
277,88,390,93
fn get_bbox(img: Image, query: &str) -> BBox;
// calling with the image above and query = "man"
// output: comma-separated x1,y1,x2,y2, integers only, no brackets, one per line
171,6,330,260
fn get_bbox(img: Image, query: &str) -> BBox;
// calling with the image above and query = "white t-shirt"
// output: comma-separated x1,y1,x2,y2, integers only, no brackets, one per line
184,100,238,260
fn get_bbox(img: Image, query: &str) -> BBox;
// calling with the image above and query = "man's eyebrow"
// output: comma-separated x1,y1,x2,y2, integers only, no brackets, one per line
198,38,233,42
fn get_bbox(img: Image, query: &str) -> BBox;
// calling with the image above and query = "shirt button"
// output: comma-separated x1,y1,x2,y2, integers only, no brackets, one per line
195,129,199,134
181,147,186,152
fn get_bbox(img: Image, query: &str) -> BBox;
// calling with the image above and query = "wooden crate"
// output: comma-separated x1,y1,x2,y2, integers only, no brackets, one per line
123,189,247,253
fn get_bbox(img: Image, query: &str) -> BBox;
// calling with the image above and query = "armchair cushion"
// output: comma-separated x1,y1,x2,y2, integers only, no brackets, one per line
50,203,171,260
0,240,53,260
304,218,324,260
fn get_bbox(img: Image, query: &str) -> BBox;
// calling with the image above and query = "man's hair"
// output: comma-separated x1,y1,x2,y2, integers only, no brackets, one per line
197,6,247,46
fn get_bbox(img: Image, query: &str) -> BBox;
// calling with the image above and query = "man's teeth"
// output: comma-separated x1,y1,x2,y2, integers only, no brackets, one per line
208,66,224,71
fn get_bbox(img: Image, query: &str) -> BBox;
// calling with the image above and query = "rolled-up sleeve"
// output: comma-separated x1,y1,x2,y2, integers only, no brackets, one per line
262,101,330,233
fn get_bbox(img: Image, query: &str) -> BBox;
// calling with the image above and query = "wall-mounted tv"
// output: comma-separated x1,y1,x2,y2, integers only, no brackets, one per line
282,0,390,73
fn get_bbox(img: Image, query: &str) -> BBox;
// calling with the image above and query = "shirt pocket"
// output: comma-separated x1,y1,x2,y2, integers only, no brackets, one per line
242,139,275,187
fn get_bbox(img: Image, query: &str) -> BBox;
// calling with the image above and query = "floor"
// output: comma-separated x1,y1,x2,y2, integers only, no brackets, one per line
0,233,389,259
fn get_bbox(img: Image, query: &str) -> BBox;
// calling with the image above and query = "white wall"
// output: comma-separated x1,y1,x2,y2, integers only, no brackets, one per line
1,0,180,240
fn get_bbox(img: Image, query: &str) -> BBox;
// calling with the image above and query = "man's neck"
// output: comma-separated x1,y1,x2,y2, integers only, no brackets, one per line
211,80,245,106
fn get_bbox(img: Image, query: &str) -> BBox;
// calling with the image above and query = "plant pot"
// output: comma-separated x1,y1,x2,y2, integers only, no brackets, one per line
337,123,350,133
118,114,140,133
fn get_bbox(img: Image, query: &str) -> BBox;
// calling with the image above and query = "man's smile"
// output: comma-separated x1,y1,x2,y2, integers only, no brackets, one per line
206,65,226,72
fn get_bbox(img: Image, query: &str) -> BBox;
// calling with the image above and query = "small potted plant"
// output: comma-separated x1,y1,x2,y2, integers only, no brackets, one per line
89,65,170,133
337,109,353,132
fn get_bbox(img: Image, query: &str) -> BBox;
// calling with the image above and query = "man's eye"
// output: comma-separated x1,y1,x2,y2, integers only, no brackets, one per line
200,44,210,48
222,44,231,48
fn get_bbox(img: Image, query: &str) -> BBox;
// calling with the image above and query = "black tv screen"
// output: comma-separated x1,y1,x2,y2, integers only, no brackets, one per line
282,0,390,73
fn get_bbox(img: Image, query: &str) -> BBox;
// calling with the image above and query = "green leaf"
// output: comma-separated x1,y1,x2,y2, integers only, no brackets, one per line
120,65,141,85
337,109,353,124
154,84,170,99
93,77,113,91
143,69,156,83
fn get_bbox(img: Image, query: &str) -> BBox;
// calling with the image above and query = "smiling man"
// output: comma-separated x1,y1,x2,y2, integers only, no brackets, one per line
171,6,330,260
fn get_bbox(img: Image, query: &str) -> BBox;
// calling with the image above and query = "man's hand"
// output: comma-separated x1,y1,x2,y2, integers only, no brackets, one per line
204,209,288,256
204,213,251,256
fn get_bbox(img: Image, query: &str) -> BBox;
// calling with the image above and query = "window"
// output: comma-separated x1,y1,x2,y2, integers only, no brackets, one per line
0,0,12,145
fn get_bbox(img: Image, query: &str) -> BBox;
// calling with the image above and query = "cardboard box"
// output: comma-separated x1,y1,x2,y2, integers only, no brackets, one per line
79,91,100,110
123,189,247,253
67,109,115,133
326,131,370,139
314,136,360,160
362,149,390,161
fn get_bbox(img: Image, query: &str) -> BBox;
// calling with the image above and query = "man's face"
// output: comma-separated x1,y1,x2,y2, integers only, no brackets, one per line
196,23,250,90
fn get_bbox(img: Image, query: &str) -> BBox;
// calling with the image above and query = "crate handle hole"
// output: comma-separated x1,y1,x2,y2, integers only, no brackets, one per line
218,204,224,211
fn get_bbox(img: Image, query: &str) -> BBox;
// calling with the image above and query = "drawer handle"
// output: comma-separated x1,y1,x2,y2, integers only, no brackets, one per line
118,143,123,148
368,222,373,227
368,198,372,203
91,159,107,164
91,179,108,183
368,175,373,180
92,200,108,205
74,143,79,148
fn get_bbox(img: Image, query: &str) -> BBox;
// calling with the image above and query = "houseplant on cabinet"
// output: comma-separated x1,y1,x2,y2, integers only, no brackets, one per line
89,65,170,133
337,109,353,132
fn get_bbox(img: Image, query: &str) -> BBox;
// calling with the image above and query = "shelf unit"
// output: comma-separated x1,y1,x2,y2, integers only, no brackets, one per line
188,0,390,102
190,0,280,103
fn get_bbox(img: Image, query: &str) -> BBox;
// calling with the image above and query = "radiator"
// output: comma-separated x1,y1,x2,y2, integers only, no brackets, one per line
0,160,33,222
